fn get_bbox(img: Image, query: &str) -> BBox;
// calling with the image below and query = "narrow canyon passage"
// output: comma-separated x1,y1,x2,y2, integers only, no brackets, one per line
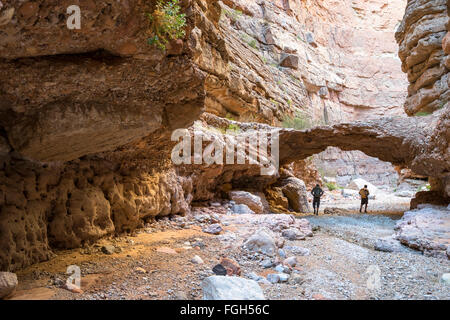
0,0,449,302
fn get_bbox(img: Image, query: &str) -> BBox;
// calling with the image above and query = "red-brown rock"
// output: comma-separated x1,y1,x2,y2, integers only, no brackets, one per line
442,32,450,55
220,258,241,276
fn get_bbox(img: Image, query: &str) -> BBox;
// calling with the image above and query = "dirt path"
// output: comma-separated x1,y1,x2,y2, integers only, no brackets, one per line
7,208,449,300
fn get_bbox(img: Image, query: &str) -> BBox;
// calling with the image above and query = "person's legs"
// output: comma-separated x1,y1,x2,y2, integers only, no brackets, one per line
313,198,319,215
313,198,320,215
362,199,368,213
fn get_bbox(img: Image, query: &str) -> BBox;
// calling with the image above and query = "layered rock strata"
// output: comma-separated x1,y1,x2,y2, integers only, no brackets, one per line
0,0,220,271
207,0,408,123
395,0,449,115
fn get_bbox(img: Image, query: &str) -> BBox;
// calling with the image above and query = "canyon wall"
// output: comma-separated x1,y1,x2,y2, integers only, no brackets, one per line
395,0,449,116
395,0,450,202
0,0,448,271
206,0,408,123
0,0,221,271
205,0,409,186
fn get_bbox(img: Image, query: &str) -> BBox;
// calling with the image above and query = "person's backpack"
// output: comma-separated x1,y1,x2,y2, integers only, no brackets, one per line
312,187,322,197
359,188,369,198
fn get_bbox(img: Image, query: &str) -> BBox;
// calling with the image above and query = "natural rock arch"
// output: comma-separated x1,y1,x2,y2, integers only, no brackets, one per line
278,110,448,197
202,106,449,200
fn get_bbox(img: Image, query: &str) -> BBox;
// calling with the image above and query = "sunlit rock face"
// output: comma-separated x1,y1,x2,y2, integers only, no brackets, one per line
395,0,449,115
393,0,450,200
313,147,400,187
201,0,410,187
206,0,408,124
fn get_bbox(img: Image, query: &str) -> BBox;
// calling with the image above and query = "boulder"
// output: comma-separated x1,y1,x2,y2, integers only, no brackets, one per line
279,177,311,213
231,204,255,214
101,245,115,255
283,256,298,267
347,178,379,195
0,272,18,299
202,224,223,235
202,276,265,300
266,273,280,284
212,264,228,276
261,259,274,269
280,54,299,69
374,237,405,253
229,191,264,214
282,228,307,240
395,205,450,259
278,273,290,282
247,272,263,281
274,264,291,274
243,228,277,256
220,258,241,276
289,273,305,285
191,255,204,264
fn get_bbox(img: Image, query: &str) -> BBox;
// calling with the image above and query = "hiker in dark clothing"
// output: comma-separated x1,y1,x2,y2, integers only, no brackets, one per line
359,185,370,213
311,184,324,215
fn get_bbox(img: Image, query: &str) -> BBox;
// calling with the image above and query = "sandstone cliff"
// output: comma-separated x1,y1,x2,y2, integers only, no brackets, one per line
0,0,220,271
201,0,408,124
0,0,448,272
396,0,449,115
195,0,412,187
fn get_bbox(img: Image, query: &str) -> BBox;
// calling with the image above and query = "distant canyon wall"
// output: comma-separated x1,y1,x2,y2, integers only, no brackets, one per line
207,0,408,123
207,0,409,185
